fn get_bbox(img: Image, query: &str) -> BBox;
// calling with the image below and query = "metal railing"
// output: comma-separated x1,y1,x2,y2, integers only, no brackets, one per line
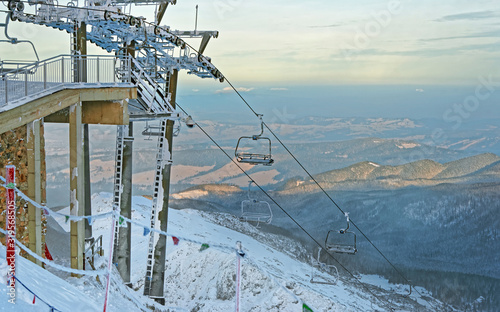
0,54,132,107
84,235,104,271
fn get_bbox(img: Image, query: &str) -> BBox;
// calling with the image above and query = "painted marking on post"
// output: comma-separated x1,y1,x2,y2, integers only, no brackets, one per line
6,165,16,304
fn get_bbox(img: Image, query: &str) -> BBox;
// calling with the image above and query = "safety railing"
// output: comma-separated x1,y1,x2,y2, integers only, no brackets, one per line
84,235,104,271
0,54,132,107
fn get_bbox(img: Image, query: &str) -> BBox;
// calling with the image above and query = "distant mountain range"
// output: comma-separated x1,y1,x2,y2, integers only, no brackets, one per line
278,153,500,192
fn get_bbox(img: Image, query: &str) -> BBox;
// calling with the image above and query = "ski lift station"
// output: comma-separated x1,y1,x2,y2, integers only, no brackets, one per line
0,0,224,305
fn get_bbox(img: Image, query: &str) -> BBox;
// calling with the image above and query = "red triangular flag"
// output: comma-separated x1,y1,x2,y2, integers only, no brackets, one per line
172,236,179,245
45,244,53,261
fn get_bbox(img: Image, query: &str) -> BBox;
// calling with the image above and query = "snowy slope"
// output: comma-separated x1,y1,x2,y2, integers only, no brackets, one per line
0,244,99,312
1,193,444,311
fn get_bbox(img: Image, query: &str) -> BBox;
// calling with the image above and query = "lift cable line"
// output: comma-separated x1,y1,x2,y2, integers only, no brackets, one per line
175,103,401,312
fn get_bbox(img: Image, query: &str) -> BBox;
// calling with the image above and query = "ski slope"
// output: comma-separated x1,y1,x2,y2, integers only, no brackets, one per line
1,193,443,311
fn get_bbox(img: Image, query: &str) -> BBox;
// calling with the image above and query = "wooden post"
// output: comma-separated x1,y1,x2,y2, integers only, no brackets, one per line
150,70,178,304
75,21,92,241
27,120,43,266
69,103,85,275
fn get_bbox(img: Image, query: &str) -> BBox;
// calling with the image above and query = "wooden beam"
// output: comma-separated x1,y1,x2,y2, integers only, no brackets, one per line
82,100,129,125
0,87,136,134
69,103,85,276
79,88,136,102
45,100,130,125
27,119,43,266
0,90,79,134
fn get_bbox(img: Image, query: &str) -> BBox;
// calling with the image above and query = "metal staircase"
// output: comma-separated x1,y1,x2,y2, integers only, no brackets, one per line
129,57,174,115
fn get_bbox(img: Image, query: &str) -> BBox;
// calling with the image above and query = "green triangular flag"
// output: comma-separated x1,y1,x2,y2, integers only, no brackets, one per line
199,243,209,252
6,182,15,188
303,303,313,312
65,216,70,223
119,216,124,225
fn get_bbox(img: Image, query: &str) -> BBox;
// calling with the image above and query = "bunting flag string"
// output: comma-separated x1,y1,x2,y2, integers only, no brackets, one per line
1,175,309,310
0,227,107,277
0,176,114,225
14,276,61,311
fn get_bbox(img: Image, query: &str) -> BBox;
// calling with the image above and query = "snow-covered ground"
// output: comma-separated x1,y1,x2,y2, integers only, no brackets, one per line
1,193,446,311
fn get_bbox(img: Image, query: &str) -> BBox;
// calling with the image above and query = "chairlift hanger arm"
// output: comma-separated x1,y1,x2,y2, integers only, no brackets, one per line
0,12,39,61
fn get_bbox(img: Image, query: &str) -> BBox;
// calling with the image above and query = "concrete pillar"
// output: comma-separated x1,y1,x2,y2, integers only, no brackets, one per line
150,70,178,304
116,123,133,285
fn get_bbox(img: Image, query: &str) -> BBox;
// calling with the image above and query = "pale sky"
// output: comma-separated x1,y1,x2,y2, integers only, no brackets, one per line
172,0,500,86
1,0,499,87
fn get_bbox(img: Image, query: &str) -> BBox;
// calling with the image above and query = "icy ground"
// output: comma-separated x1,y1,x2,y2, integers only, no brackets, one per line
1,192,447,311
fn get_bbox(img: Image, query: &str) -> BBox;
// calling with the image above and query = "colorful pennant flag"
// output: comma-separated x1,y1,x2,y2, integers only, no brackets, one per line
45,244,53,261
199,243,209,252
172,236,179,245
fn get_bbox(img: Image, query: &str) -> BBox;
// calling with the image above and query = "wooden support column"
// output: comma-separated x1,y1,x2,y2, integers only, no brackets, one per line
27,119,43,266
76,21,92,241
150,70,178,304
69,103,85,275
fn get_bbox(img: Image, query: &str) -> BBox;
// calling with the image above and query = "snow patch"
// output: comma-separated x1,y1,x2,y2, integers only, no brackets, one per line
172,189,209,199
397,142,420,149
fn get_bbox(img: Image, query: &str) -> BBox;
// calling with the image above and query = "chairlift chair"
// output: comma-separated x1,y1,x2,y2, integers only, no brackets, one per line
310,247,339,285
235,114,274,166
325,212,357,255
0,11,39,76
239,181,272,227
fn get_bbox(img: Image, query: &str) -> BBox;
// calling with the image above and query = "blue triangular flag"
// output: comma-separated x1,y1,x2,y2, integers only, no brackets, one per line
143,227,150,236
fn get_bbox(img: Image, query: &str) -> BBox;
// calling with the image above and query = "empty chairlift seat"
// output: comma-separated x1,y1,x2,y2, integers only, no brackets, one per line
310,247,338,285
239,181,273,227
325,212,357,255
235,114,274,166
